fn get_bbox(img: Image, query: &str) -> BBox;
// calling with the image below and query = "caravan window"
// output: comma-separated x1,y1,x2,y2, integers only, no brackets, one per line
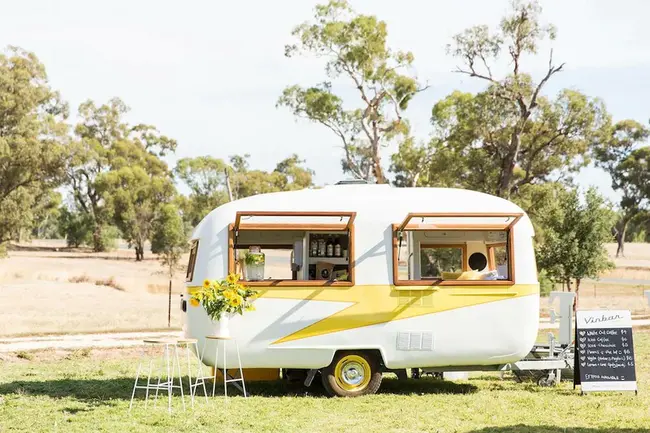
392,213,520,286
229,211,355,287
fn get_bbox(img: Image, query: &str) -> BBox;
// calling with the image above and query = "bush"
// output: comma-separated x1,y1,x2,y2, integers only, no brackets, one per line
58,208,93,247
98,225,120,251
538,269,555,297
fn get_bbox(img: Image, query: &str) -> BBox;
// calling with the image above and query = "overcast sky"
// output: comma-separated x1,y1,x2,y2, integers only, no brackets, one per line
3,0,649,202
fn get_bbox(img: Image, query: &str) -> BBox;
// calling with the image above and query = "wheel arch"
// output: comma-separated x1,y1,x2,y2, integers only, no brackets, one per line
326,347,387,370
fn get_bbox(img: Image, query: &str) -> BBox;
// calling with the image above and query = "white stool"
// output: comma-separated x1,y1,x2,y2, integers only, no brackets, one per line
199,336,247,399
176,338,209,407
129,338,186,413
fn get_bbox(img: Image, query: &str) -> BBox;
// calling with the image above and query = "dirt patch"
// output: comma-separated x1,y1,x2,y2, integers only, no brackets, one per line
0,346,142,364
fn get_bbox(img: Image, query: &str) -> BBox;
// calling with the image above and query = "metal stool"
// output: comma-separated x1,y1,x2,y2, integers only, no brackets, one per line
177,338,209,407
129,338,186,413
199,336,247,399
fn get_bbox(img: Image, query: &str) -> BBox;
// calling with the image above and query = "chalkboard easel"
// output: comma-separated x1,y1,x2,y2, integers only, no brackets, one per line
574,310,637,394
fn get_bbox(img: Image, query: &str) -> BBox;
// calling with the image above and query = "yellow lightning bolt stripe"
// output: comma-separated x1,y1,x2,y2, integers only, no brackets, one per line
254,284,539,344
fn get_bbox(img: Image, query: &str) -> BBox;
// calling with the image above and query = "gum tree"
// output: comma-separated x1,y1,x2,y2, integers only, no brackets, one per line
392,0,608,199
0,47,69,254
278,0,427,183
594,120,650,257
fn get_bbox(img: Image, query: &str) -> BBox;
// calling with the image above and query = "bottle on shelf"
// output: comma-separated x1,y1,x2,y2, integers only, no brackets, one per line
310,235,318,257
317,236,326,257
334,237,341,257
326,236,334,257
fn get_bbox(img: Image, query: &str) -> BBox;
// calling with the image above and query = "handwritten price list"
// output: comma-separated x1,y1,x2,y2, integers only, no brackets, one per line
576,328,636,383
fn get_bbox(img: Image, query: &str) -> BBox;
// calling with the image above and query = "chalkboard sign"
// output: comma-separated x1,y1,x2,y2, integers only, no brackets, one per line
574,310,637,393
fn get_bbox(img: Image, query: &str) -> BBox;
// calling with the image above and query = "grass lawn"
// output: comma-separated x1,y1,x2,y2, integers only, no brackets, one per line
1,333,650,432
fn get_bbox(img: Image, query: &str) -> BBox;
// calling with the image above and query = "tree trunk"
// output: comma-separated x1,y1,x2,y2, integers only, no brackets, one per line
616,219,628,258
92,224,105,252
224,168,234,202
574,278,581,312
168,279,172,328
495,131,521,199
372,152,386,184
134,242,144,261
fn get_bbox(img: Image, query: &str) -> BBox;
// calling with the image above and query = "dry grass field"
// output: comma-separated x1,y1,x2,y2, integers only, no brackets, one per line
538,243,650,318
1,241,649,337
0,243,189,336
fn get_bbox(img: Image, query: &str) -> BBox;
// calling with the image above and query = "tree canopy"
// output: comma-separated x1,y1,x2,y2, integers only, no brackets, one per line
392,0,608,200
535,185,616,307
0,47,70,253
175,154,315,227
67,97,178,258
594,119,650,256
278,0,426,183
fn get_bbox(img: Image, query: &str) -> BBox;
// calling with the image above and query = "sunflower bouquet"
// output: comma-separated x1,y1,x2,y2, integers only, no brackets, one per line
190,274,258,321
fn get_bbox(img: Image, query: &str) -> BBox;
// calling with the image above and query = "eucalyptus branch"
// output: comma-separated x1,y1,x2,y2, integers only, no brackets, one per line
530,49,565,110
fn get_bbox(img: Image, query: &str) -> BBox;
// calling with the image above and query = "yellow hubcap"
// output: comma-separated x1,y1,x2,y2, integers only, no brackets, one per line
334,355,371,392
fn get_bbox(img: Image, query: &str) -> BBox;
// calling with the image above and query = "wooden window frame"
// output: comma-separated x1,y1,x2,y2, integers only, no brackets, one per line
392,212,521,286
396,212,521,233
419,243,468,278
185,239,199,282
487,243,507,272
228,211,356,287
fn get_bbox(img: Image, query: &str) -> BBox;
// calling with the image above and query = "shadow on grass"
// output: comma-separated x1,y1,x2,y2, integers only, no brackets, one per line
468,427,649,433
379,377,477,395
0,376,476,402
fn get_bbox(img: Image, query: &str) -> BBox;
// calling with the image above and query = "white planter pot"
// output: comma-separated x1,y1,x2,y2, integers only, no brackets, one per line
211,314,231,338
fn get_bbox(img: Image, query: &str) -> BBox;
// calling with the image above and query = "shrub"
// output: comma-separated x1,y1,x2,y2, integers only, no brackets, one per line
538,270,555,297
69,274,91,284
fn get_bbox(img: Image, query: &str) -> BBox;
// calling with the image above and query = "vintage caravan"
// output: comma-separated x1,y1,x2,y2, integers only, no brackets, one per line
182,182,539,396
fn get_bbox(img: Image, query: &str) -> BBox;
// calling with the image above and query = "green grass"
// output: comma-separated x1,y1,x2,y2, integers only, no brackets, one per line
2,334,650,433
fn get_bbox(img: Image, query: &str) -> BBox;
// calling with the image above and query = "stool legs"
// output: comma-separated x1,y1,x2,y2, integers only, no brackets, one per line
173,345,186,412
185,342,193,408
212,340,219,397
130,342,192,413
165,344,172,413
129,344,146,411
189,342,209,404
200,338,247,399
223,341,227,399
235,341,247,398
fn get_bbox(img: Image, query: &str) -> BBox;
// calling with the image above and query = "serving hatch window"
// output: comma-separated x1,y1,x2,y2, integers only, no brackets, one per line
229,211,355,287
393,213,521,286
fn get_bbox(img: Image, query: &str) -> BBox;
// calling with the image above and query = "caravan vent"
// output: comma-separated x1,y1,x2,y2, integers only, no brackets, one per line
335,179,370,185
397,331,434,351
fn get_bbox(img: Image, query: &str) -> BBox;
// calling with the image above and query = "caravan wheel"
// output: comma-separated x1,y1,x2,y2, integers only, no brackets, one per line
322,352,382,397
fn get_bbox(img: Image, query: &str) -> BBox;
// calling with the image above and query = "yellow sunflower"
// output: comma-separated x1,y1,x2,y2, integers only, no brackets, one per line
202,279,210,288
226,273,240,284
230,296,242,307
223,289,235,300
189,298,200,307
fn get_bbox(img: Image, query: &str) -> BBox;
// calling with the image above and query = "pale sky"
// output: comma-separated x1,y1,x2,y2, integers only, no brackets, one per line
3,0,649,202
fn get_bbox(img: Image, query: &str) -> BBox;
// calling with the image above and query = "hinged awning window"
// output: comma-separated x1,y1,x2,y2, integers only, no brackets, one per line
234,211,356,232
396,212,523,233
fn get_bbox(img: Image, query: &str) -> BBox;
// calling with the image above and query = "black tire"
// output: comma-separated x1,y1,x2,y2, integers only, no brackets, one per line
321,351,382,397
